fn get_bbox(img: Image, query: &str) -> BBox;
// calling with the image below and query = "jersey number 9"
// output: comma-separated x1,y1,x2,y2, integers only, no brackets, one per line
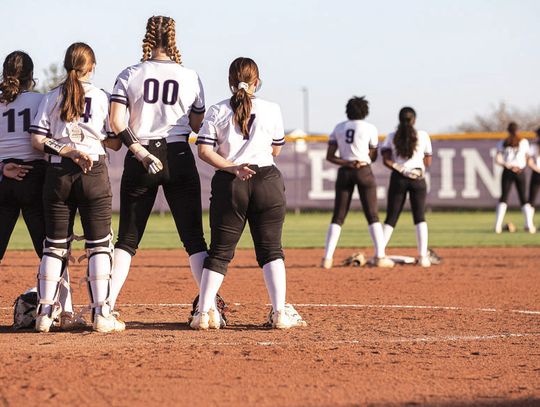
345,129,355,144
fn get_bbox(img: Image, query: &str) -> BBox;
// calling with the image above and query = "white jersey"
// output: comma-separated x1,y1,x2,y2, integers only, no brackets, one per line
197,97,285,167
328,120,378,163
529,142,540,170
30,83,113,157
381,130,432,171
496,138,529,169
0,91,45,161
111,60,205,142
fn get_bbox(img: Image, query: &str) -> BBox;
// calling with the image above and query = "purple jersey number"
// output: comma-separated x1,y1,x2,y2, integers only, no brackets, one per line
143,78,180,105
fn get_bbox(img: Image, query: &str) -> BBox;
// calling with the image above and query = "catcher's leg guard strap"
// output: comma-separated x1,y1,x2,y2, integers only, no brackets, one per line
85,235,113,317
38,242,70,317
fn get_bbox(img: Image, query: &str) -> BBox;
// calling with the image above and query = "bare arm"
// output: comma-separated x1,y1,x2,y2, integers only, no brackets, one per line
103,138,122,151
381,149,394,170
272,145,282,157
528,156,540,173
326,143,362,168
189,112,204,133
198,144,255,180
423,155,432,168
31,133,93,173
369,147,378,162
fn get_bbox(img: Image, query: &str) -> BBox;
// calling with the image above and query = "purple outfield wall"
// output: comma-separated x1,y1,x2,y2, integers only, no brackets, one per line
107,134,536,212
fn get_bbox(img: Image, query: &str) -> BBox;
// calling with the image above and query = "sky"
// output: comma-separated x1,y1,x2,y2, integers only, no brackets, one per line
1,0,538,134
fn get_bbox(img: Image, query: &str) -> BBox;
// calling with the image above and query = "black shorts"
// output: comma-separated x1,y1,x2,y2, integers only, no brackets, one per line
529,171,540,206
331,165,379,225
204,165,286,275
500,168,526,205
115,140,207,256
384,170,427,227
43,156,112,247
0,159,46,260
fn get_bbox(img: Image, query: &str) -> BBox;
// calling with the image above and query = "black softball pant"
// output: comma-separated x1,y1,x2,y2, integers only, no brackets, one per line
331,165,379,225
500,168,526,205
529,171,540,206
115,141,207,256
384,170,427,227
204,165,286,275
43,157,112,248
0,159,46,260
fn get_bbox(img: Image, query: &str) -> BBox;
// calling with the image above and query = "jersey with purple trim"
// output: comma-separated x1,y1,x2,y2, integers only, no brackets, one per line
29,83,112,157
197,97,284,167
381,130,432,170
530,142,540,170
111,60,205,141
328,120,378,164
496,138,529,169
0,91,45,161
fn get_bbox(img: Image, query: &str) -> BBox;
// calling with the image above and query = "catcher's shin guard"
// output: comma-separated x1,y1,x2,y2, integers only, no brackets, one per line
84,234,113,320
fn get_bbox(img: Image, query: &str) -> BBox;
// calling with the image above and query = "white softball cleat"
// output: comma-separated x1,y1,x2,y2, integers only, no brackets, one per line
320,258,333,269
417,256,432,268
190,311,210,330
271,309,293,329
266,304,307,328
374,257,395,268
35,314,55,333
93,313,125,333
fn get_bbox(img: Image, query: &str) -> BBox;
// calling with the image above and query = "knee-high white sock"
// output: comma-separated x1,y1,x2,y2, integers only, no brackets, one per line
109,248,132,310
38,256,62,315
495,202,507,233
522,204,535,230
383,224,394,247
199,268,224,313
262,259,287,312
323,223,341,260
89,253,112,316
368,222,386,258
189,251,208,287
415,222,429,257
58,267,73,314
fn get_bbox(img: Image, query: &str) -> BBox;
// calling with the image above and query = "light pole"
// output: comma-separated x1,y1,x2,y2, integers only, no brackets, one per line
301,86,309,133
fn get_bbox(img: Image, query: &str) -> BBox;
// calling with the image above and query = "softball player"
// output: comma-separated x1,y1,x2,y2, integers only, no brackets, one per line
108,16,208,312
30,42,122,333
381,107,432,267
494,122,535,233
322,97,394,269
191,57,301,330
527,127,540,226
0,51,82,329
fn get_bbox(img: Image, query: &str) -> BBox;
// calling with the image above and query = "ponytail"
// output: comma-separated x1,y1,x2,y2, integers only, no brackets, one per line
228,57,259,138
59,42,95,123
393,107,418,159
0,51,34,104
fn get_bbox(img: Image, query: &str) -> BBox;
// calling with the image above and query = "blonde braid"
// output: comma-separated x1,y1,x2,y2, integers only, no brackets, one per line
141,16,159,62
165,18,182,64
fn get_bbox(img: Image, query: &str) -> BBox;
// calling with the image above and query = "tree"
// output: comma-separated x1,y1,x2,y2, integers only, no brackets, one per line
454,102,540,132
37,63,64,93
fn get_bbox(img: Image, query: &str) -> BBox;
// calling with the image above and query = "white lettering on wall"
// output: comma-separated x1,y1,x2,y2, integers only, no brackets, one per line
308,150,336,199
461,148,501,198
438,148,456,199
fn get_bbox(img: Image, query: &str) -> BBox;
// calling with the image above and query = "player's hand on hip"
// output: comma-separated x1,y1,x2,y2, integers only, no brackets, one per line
64,150,93,173
142,154,164,175
235,163,256,181
3,163,33,181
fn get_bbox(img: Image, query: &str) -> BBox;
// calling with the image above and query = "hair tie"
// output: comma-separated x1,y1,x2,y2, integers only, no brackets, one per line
238,82,249,91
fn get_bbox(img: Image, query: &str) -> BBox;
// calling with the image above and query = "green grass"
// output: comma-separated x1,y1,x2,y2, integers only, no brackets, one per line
5,210,540,251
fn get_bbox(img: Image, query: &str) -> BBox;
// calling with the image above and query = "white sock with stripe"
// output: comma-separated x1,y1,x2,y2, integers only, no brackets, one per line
383,224,394,247
522,204,535,231
189,251,208,287
495,202,507,233
262,259,286,313
368,222,386,258
415,222,429,257
199,269,224,313
109,248,132,310
323,223,341,260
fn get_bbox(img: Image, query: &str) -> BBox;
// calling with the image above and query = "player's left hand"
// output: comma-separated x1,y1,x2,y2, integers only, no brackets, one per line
3,163,33,181
235,163,256,181
64,149,93,173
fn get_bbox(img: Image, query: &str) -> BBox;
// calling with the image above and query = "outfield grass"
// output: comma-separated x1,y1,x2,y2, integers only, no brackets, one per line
5,210,540,251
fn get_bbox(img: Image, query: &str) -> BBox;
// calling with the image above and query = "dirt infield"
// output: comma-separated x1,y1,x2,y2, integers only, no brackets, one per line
0,247,539,406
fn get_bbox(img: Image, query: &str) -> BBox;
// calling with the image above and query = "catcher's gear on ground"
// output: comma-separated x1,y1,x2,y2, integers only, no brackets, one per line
188,293,228,328
265,304,307,328
503,222,517,233
341,252,367,267
13,287,38,330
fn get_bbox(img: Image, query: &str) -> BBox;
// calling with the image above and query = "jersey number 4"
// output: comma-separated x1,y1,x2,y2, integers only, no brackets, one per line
345,129,355,144
143,79,179,105
2,108,31,132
